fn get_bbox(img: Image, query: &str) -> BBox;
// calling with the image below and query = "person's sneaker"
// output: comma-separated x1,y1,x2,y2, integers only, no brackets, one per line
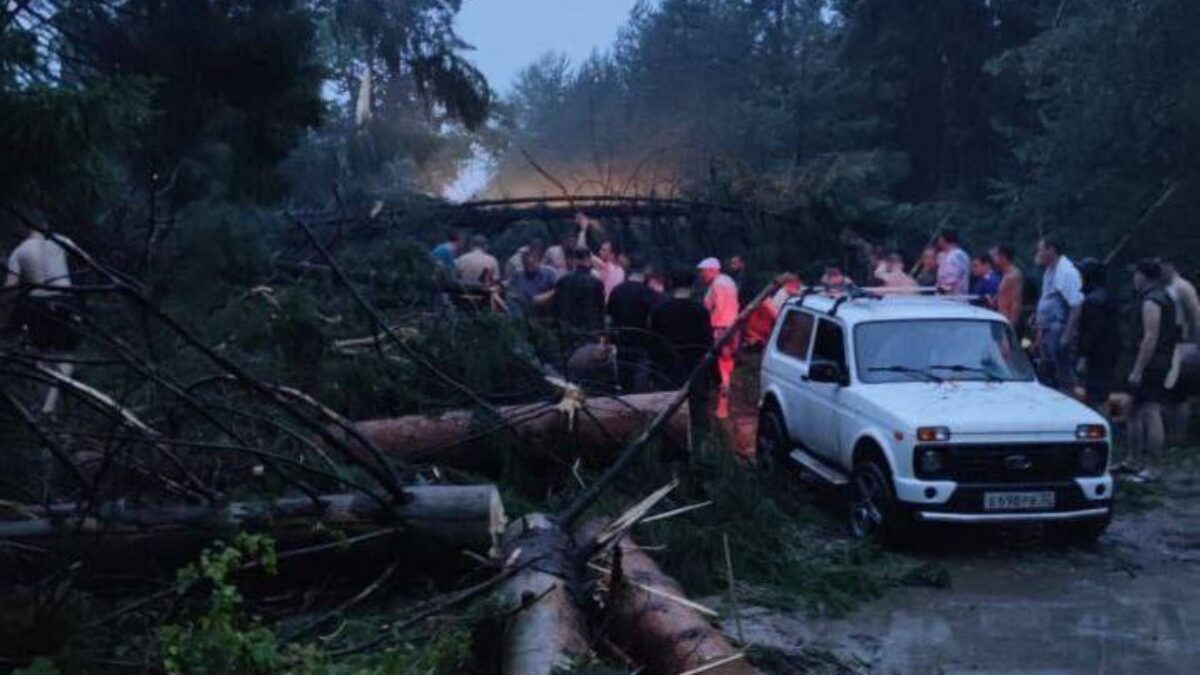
1135,468,1160,483
1112,461,1138,475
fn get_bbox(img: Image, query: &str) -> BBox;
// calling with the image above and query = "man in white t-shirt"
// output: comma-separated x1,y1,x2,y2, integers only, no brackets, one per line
5,213,81,413
935,228,970,295
454,235,500,286
1034,235,1084,392
698,257,739,419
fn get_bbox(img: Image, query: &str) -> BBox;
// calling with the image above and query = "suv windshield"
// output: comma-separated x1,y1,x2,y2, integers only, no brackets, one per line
855,320,1034,383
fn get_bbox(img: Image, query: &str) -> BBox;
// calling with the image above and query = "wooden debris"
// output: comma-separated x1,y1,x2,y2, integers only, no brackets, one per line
580,522,760,675
499,514,590,675
0,485,506,581
347,391,691,471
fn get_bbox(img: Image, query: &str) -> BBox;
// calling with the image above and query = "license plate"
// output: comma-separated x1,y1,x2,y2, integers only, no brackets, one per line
984,491,1055,511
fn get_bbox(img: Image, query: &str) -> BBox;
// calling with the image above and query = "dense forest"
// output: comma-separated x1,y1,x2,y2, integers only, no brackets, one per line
5,1,1198,263
493,0,1199,262
1,1,1198,673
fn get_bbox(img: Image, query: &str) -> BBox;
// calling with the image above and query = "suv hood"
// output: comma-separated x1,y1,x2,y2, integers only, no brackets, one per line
852,381,1106,435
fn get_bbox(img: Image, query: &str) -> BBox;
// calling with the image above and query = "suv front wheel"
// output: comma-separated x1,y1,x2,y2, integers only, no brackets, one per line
755,406,789,478
848,458,911,546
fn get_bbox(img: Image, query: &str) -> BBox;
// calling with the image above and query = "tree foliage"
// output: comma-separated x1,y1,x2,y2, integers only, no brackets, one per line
491,0,1200,268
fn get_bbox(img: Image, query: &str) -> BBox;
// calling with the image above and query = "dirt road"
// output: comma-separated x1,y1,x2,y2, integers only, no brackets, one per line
732,463,1200,674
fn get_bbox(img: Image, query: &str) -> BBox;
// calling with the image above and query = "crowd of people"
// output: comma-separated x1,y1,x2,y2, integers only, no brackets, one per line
429,213,749,420
842,228,1200,481
3,211,1194,476
431,218,1200,475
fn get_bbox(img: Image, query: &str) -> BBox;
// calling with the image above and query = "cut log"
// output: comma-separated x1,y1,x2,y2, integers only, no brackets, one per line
0,485,506,583
499,514,590,675
581,523,759,675
348,391,691,471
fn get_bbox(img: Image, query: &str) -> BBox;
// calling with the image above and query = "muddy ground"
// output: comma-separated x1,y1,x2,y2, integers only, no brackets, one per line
720,382,1200,674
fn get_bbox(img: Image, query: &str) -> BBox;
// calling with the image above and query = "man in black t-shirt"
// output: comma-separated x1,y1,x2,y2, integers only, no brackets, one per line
650,271,714,431
607,268,664,393
551,247,606,349
1077,258,1120,407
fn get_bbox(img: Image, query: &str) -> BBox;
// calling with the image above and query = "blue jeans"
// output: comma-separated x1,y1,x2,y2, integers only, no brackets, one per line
617,346,653,394
1039,323,1076,392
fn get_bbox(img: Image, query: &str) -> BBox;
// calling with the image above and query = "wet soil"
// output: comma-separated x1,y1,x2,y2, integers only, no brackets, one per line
725,414,1200,673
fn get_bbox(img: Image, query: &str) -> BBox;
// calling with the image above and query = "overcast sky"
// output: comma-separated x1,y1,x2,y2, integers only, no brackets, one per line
455,0,646,95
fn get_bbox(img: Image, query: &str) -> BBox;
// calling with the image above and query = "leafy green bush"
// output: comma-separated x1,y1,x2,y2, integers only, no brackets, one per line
628,437,948,616
158,534,282,675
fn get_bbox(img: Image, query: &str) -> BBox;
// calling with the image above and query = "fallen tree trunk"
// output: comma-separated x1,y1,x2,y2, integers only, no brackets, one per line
583,524,759,675
348,391,691,471
0,485,506,583
499,514,590,675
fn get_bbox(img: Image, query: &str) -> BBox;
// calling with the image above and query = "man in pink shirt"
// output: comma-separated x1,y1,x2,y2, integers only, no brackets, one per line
575,212,625,299
698,257,740,418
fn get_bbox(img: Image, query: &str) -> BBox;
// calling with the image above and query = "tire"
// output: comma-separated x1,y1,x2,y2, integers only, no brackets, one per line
1048,514,1111,544
755,406,789,479
848,458,911,547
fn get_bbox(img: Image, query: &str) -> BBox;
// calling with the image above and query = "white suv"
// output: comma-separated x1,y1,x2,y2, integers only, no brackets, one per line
756,291,1113,544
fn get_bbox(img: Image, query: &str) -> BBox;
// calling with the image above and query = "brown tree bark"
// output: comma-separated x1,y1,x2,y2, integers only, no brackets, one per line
349,391,691,471
0,485,506,582
499,514,590,675
588,528,759,675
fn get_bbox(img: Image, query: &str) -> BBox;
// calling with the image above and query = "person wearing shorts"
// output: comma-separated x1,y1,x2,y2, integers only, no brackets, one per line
1125,259,1179,477
5,213,82,414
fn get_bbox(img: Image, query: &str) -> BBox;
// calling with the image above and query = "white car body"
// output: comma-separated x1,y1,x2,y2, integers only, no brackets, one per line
758,293,1113,526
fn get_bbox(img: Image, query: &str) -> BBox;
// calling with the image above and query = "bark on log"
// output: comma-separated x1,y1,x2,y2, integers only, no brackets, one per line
499,514,589,675
349,391,691,471
0,485,506,583
583,525,759,675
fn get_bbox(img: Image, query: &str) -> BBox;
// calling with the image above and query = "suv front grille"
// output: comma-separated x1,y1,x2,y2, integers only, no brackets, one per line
915,443,1107,483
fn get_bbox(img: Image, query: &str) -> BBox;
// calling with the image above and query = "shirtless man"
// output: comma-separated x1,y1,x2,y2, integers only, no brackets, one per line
991,244,1024,330
1161,258,1200,441
5,213,81,414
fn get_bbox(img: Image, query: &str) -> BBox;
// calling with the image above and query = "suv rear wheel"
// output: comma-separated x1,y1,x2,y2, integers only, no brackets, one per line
848,458,911,546
755,406,789,478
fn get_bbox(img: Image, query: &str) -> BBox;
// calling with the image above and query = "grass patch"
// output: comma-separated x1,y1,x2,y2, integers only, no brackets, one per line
607,434,947,617
1114,476,1166,512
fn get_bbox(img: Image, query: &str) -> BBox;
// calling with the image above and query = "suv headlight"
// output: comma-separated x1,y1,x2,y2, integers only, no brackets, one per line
1078,445,1106,476
915,448,949,478
1076,424,1107,440
917,426,951,442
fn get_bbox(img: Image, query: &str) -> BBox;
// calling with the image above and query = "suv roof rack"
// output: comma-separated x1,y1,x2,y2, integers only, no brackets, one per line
790,285,984,317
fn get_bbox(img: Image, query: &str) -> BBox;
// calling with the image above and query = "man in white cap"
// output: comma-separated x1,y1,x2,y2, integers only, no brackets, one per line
697,257,739,418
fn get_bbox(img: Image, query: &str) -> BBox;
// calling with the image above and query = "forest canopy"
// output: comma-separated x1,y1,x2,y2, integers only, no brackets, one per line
2,0,1198,270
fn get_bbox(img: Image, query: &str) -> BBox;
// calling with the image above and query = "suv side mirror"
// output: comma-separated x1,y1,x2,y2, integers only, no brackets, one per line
808,360,848,386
